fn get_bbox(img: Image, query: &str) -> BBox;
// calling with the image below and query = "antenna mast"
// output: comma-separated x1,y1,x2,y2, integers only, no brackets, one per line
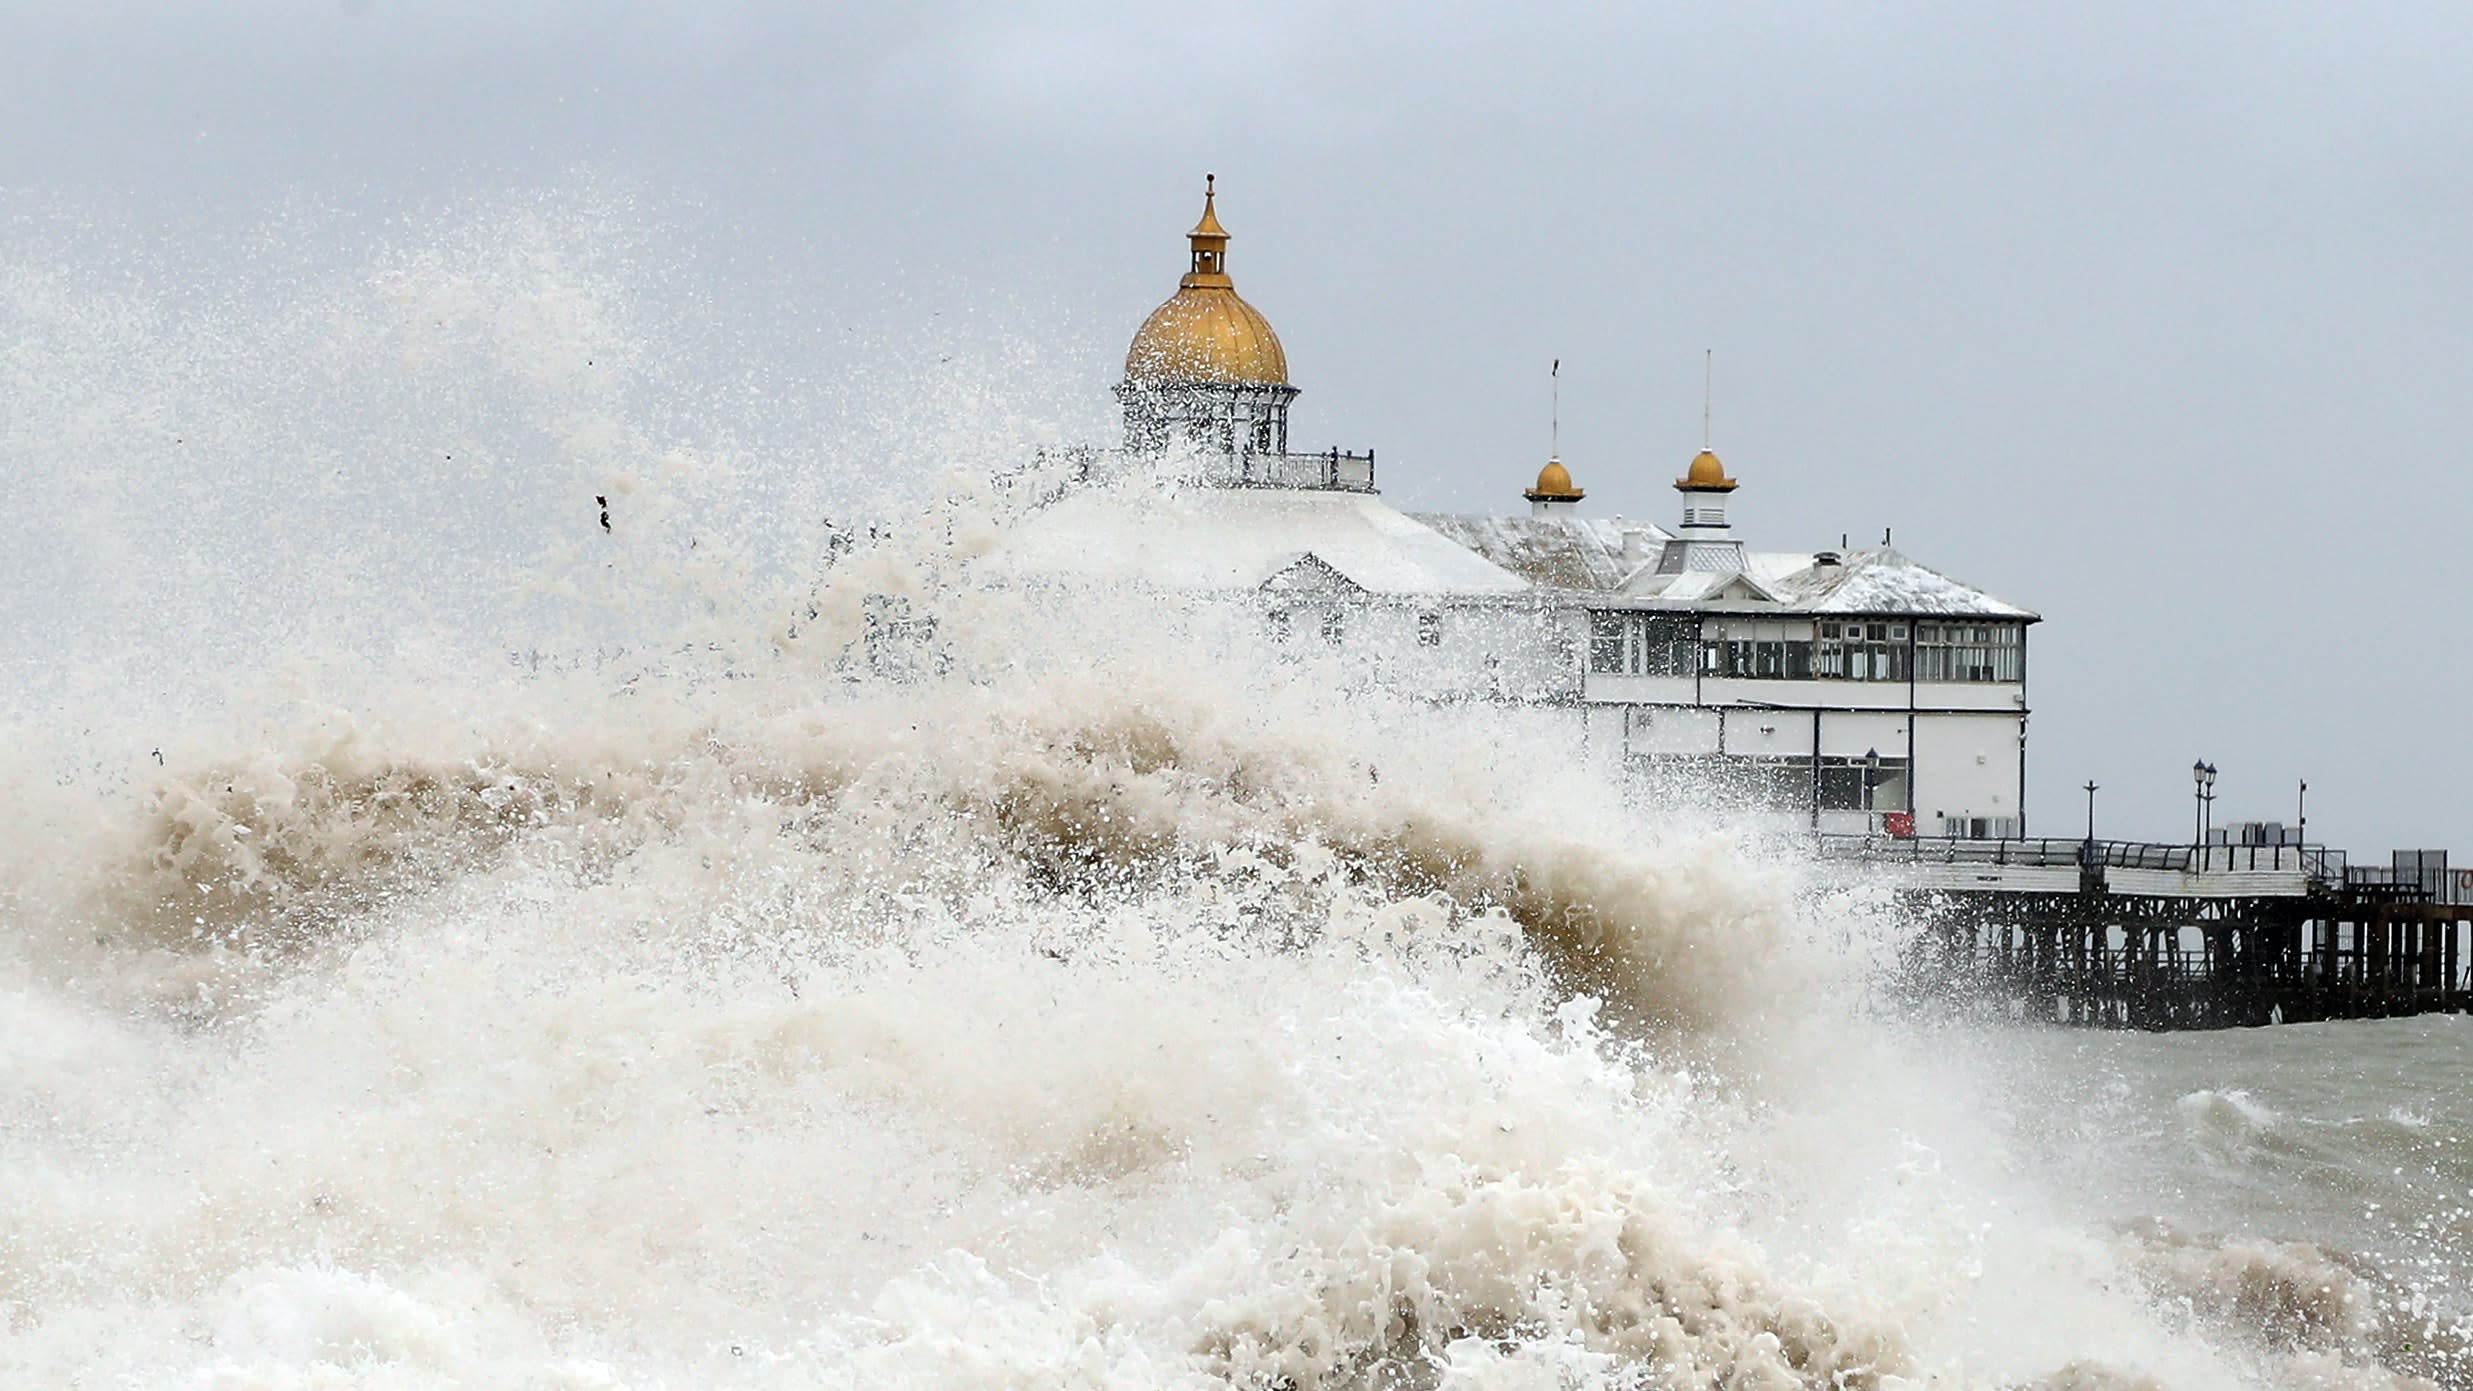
1702,348,1713,450
1551,358,1561,457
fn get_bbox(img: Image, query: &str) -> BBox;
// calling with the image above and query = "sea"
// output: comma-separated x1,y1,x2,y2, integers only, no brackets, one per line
1,197,2466,1390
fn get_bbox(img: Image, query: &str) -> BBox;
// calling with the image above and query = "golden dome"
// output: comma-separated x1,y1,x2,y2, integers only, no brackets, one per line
1125,290,1288,385
1525,457,1583,502
1677,448,1738,492
1122,176,1290,386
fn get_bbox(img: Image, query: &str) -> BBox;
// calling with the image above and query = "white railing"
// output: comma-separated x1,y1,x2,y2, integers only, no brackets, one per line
1818,835,2346,882
1206,449,1376,492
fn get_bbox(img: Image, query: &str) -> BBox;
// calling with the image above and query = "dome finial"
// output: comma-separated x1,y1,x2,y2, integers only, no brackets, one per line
1184,173,1232,287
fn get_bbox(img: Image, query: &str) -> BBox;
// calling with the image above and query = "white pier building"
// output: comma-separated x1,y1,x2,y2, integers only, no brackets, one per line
1018,181,2039,838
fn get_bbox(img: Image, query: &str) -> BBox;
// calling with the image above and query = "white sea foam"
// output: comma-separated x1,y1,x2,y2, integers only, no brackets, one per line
2178,1089,2283,1158
1,196,2461,1391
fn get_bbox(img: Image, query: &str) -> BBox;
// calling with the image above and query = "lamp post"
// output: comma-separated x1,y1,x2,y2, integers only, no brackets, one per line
2191,760,2218,848
2080,779,2100,876
2297,778,2307,845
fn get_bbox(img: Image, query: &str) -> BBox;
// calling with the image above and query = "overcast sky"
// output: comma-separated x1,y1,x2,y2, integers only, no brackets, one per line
7,1,2472,852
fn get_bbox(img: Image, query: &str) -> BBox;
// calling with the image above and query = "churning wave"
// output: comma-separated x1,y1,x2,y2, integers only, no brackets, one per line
6,584,2460,1388
2,206,2464,1389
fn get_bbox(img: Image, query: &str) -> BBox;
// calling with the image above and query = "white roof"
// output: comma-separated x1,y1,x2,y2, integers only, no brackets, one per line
1632,568,1776,604
1413,513,1672,591
1755,546,2037,619
1616,548,2031,619
997,485,1532,597
995,483,2030,619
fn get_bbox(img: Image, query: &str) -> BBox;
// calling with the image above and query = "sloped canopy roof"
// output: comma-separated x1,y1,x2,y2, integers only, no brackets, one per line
999,486,1531,597
1413,513,1671,591
1760,546,2036,618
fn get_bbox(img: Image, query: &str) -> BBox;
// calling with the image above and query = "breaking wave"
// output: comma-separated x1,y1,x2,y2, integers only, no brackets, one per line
3,197,2466,1390
2177,1090,2288,1162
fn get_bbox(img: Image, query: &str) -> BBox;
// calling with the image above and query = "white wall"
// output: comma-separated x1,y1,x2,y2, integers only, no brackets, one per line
1627,705,1722,756
1911,711,2027,835
1909,682,2028,713
1816,710,1909,759
1259,595,1582,705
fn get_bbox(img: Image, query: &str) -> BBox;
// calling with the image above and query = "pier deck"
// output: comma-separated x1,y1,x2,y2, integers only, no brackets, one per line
1824,837,2473,1029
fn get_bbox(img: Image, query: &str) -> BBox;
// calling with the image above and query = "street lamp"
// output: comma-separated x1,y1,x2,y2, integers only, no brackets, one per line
2083,780,2099,845
2191,760,2217,846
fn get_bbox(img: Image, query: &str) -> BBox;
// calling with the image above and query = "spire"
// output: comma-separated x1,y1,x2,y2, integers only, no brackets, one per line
1677,352,1736,494
1525,358,1583,511
1672,351,1738,536
1701,348,1713,451
1182,174,1233,289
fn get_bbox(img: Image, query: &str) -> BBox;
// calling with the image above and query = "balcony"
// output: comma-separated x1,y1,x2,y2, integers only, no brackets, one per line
1199,448,1376,493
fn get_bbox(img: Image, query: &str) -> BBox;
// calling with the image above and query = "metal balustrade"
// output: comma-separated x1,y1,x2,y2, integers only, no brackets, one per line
1818,834,2342,878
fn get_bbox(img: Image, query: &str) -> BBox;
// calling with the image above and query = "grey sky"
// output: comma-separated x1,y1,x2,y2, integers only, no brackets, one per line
7,1,2471,852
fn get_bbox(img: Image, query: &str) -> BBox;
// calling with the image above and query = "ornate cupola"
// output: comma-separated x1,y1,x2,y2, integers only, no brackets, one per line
1116,176,1301,460
1523,359,1583,516
1656,447,1747,574
1675,448,1738,532
1526,457,1584,516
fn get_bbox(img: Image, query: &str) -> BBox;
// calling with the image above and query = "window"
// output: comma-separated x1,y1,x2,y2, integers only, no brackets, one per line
1267,608,1291,642
1637,616,1696,674
1814,621,1911,682
1705,638,1814,679
1587,612,1701,676
1696,620,1816,680
1817,756,1911,812
1629,754,1910,814
1914,622,2022,683
1417,612,1443,648
1319,609,1345,644
1589,612,1626,672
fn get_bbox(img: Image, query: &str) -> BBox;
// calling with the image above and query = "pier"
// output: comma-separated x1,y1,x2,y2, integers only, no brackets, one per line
1827,836,2473,1029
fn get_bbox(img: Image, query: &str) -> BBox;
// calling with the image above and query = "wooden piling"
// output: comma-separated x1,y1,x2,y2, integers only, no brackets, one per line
1902,889,2473,1030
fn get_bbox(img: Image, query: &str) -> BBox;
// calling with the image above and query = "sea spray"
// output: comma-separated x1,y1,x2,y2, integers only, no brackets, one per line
12,589,2455,1387
2,195,2466,1390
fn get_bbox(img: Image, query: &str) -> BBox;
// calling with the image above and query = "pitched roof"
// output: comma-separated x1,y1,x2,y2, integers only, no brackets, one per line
999,480,2031,619
1410,513,1671,591
998,486,1532,597
1757,547,2037,619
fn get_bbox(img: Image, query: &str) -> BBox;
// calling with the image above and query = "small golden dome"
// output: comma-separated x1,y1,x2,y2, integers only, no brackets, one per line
1123,176,1290,386
1525,457,1583,502
1677,448,1738,492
